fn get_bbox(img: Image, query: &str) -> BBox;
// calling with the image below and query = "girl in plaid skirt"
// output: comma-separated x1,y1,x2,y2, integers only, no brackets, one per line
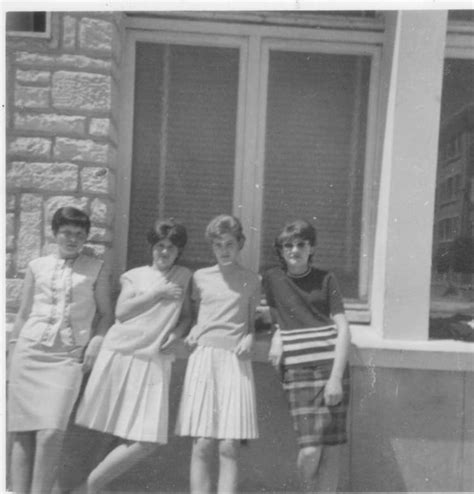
263,219,351,492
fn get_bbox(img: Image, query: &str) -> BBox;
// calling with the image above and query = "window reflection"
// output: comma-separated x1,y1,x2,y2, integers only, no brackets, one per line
430,58,474,340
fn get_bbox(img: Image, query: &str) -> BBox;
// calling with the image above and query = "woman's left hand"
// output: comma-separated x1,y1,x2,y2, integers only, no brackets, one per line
82,335,104,373
234,333,254,359
160,331,180,353
324,376,343,406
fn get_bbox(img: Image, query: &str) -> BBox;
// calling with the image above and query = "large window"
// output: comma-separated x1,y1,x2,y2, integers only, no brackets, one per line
430,54,474,337
120,18,380,308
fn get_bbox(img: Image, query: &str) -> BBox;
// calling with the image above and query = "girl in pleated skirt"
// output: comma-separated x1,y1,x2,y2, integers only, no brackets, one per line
175,215,260,494
74,219,192,493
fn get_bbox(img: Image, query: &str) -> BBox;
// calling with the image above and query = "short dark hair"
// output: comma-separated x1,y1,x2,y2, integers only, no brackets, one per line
51,207,91,235
205,214,246,245
147,218,188,251
274,219,317,267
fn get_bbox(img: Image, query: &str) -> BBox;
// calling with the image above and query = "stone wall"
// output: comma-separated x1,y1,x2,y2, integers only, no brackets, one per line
5,12,125,323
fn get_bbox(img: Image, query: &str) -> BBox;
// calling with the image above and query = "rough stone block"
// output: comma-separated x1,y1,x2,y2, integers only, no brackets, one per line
21,193,42,212
79,18,113,52
7,162,78,192
6,253,15,278
15,85,50,108
90,197,114,225
6,213,15,251
88,226,112,243
6,279,24,311
63,15,77,49
80,167,114,194
82,243,106,259
16,51,111,71
54,137,109,163
89,118,110,137
14,113,86,135
8,137,52,159
6,194,16,211
17,211,42,271
52,71,111,111
16,70,51,84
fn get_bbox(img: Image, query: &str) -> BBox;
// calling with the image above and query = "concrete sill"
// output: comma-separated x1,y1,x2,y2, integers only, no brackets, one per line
350,324,474,372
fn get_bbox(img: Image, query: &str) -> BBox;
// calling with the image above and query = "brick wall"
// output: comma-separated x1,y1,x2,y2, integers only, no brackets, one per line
5,12,125,323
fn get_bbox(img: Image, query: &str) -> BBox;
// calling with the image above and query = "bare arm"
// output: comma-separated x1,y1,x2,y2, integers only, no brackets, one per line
234,281,261,358
324,312,351,405
160,283,193,352
267,307,283,367
9,267,35,343
82,261,114,372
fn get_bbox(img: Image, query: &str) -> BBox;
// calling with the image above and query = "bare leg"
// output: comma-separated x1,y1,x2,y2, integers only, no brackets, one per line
86,441,158,494
297,446,322,492
315,445,341,493
217,440,239,494
190,438,214,494
10,431,35,494
31,429,65,494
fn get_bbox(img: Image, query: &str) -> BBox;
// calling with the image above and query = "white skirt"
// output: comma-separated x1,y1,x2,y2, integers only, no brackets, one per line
75,348,172,443
175,345,258,440
8,336,83,432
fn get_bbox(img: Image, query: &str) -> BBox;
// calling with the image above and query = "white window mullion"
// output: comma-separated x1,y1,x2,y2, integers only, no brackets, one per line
238,35,267,273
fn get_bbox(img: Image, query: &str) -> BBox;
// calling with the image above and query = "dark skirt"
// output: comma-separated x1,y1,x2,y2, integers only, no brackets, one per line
282,362,350,448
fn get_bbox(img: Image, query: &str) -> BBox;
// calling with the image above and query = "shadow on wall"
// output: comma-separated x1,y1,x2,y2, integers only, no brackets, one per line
58,361,302,493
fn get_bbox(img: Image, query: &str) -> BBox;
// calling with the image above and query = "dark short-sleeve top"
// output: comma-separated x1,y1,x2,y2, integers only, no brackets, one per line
263,266,345,330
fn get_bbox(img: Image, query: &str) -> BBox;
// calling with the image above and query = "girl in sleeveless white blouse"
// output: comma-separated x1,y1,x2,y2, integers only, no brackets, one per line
75,219,192,494
7,207,113,494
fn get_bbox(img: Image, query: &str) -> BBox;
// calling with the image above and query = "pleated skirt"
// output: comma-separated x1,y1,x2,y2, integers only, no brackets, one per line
8,336,83,432
75,348,172,443
175,345,259,440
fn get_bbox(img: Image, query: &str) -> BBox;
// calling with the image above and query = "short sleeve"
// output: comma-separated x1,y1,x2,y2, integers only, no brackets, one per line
326,273,345,316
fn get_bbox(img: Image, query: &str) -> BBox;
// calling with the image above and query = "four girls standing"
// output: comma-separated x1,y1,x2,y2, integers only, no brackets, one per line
8,209,350,493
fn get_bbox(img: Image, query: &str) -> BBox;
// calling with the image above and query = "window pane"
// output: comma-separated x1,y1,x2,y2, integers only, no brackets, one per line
430,58,474,339
260,50,370,300
128,42,238,270
7,12,46,32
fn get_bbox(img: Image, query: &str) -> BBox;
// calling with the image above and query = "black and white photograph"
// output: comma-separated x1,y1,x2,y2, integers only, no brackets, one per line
3,4,474,493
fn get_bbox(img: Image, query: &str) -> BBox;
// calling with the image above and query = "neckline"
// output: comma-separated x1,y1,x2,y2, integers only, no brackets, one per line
287,266,312,279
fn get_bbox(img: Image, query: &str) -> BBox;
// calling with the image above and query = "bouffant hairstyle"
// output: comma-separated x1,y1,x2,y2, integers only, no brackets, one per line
274,219,317,267
147,218,188,255
205,214,246,245
51,207,91,235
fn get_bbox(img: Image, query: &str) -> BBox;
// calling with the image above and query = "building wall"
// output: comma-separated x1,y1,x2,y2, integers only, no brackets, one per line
5,12,125,324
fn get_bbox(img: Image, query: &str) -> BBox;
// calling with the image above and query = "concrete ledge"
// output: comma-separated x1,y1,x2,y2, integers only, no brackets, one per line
350,324,474,372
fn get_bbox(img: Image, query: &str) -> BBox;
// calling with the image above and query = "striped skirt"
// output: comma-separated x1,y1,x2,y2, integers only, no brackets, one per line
175,345,259,440
282,363,350,447
75,349,173,443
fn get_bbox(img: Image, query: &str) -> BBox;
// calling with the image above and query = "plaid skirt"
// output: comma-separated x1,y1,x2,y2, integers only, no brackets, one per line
282,363,350,448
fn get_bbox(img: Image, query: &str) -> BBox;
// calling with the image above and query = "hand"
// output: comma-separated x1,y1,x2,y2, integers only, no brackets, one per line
82,335,103,373
184,333,198,350
153,282,183,300
160,331,180,353
268,333,283,368
234,333,254,359
324,376,343,407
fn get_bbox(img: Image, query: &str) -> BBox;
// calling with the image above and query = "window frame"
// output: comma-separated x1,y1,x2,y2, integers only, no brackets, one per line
116,15,384,322
6,12,51,38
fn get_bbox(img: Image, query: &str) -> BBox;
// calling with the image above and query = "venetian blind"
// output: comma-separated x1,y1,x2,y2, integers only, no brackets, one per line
127,42,239,270
260,51,370,299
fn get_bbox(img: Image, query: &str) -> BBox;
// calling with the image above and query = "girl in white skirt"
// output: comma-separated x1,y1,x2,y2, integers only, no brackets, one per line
175,215,260,494
74,219,192,493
